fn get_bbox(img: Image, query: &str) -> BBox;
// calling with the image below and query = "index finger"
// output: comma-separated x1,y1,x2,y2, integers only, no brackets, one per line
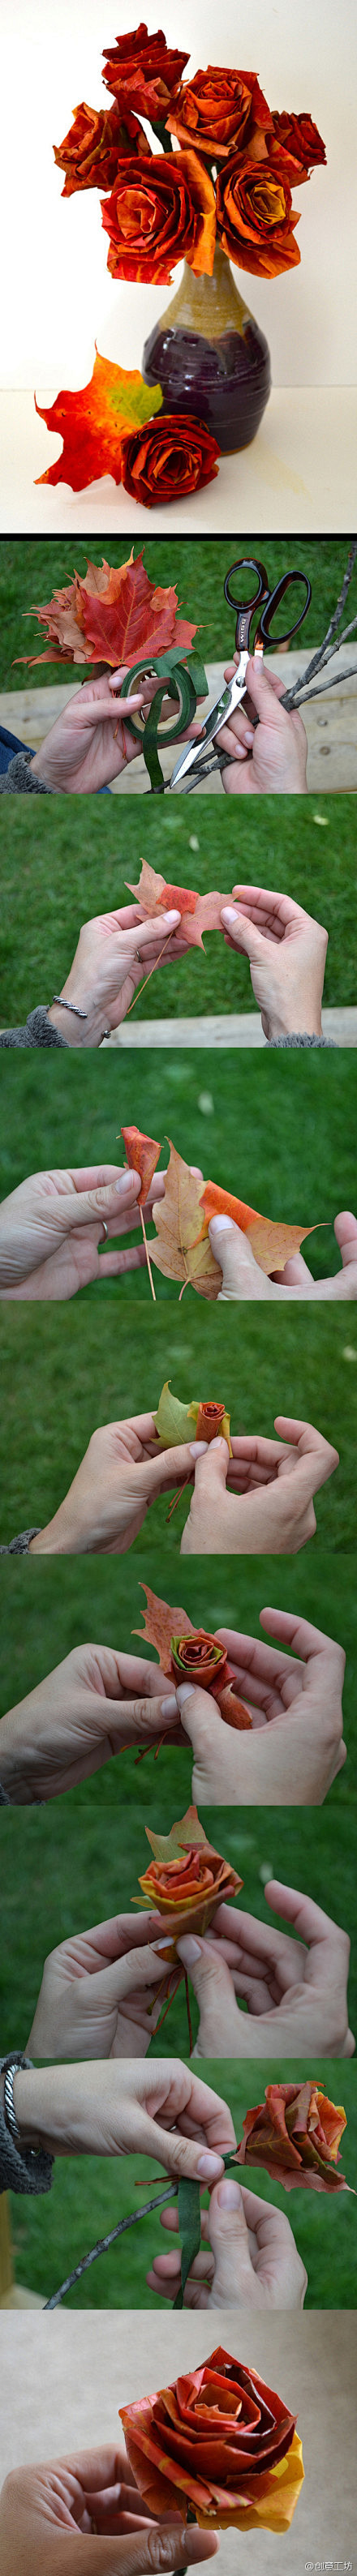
260,1606,344,1672
265,1879,350,1970
232,885,302,928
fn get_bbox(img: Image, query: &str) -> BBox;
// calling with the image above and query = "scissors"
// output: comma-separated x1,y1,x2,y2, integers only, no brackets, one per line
170,555,312,791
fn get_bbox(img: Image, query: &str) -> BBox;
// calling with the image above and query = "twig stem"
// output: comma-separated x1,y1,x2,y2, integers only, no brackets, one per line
45,2183,178,2309
126,932,173,1014
140,1205,156,1301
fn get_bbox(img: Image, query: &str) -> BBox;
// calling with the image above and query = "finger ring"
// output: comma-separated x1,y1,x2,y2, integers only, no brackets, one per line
100,1219,108,1244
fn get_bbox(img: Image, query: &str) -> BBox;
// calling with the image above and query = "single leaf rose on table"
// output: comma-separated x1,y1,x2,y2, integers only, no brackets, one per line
119,2344,304,2535
236,2077,351,2194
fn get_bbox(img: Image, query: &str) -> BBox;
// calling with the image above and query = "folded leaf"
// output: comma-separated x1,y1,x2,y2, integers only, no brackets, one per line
151,1143,221,1299
121,1124,161,1207
18,547,197,671
200,1181,321,1278
153,1382,200,1450
135,1584,252,1730
126,859,226,949
35,352,163,491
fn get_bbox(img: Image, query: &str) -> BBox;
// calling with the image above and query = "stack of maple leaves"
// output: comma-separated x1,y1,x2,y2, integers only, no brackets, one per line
18,551,197,675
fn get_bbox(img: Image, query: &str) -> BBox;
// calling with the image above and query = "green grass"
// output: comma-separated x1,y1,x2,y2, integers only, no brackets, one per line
0,539,352,692
0,1048,356,1285
1,795,356,1023
0,1291,355,1549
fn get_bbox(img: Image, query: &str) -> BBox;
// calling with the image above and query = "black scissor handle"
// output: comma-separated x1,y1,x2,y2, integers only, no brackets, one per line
259,569,312,647
224,557,269,652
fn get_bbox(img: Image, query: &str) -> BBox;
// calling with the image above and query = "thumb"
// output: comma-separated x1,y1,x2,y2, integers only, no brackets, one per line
135,1440,208,1502
244,654,286,723
122,910,181,951
53,1172,141,1234
50,2526,219,2573
175,1935,242,2054
209,1216,268,1300
334,1211,357,1267
207,2175,253,2304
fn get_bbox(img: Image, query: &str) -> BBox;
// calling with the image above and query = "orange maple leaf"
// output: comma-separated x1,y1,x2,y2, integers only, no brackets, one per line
135,1584,252,1730
151,1143,221,1300
126,859,226,949
18,546,196,669
121,1125,161,1207
200,1182,321,1279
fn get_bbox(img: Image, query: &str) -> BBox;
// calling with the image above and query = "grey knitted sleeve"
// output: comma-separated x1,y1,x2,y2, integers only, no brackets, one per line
0,1530,41,1555
0,1009,68,1048
0,2060,54,2196
0,753,50,793
268,1032,336,1048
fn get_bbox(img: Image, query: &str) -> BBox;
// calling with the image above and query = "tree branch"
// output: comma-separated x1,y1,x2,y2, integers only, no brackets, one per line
45,2181,178,2309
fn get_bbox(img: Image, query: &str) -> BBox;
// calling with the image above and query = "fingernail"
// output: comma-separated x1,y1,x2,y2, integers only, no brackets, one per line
161,909,181,928
222,907,239,925
216,2176,242,2210
177,1935,201,1964
161,1695,178,1717
153,1935,174,1951
176,1682,194,1706
243,728,254,744
209,1214,234,1235
188,1440,208,1457
197,2152,223,2180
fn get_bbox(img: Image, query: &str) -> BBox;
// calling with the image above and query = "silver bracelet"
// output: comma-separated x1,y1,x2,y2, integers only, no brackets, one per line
49,997,88,1022
3,2052,33,2148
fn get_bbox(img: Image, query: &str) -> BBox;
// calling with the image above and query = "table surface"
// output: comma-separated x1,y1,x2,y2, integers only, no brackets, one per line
2,386,357,534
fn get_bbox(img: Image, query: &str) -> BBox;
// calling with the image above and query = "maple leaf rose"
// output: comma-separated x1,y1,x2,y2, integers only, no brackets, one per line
271,109,326,181
102,24,189,124
54,101,151,197
119,2345,304,2534
170,1631,229,1690
216,153,300,276
138,1829,241,1926
167,64,272,159
237,2079,349,2194
101,151,216,283
120,414,220,507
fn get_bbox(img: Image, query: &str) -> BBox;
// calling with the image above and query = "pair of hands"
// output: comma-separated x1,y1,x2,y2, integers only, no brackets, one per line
0,1610,346,1808
2,1171,353,1305
0,2451,218,2576
29,653,308,797
24,1412,338,1557
2,1168,355,1303
42,883,329,1052
26,1873,353,2061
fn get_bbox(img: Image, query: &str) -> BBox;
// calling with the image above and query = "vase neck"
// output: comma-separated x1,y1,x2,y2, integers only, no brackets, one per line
160,243,252,340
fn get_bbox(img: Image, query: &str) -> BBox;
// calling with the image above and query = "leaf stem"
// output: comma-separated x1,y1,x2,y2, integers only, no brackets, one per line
139,1204,157,1300
126,930,174,1014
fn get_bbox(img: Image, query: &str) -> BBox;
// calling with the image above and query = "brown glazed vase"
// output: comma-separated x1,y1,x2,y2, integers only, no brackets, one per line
142,243,271,454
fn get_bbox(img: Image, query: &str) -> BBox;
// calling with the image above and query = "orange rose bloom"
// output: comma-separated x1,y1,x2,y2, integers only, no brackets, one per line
101,150,216,283
54,101,151,196
138,1807,242,1937
270,110,326,182
167,65,271,158
216,153,300,276
119,2345,304,2534
102,24,189,123
237,2079,349,2193
121,414,220,507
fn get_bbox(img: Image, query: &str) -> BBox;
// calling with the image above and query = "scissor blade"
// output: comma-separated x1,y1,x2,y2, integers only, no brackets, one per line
170,661,248,791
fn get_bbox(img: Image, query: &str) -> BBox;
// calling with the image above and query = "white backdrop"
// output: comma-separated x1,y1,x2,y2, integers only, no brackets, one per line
2,0,357,389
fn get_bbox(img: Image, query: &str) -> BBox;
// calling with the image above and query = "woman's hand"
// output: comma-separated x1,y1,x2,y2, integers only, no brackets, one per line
11,2056,237,2170
29,668,183,795
0,1166,171,1299
0,1644,182,1802
220,883,327,1038
208,1211,357,1301
27,1912,179,2059
215,654,308,793
175,1609,346,1806
174,1884,354,2060
147,2175,307,2311
0,2450,217,2576
180,1419,338,1554
29,1419,205,1555
46,903,183,1045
